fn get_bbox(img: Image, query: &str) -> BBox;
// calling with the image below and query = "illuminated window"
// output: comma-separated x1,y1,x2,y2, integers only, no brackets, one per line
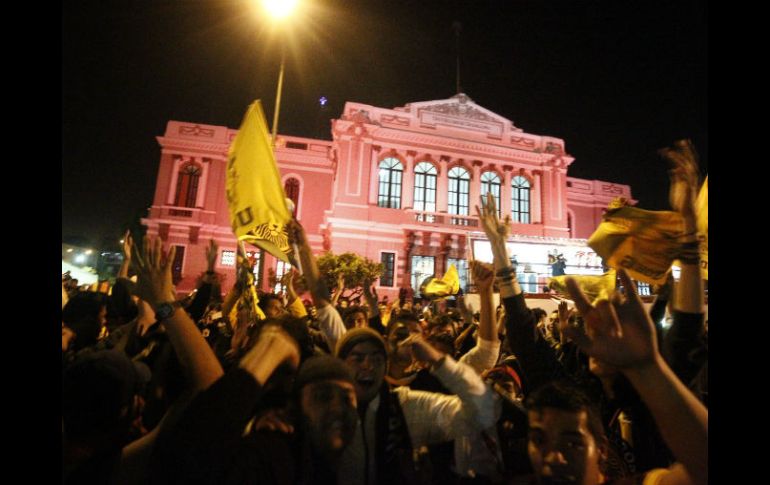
284,177,300,216
511,176,531,223
378,158,403,208
380,252,396,287
220,250,236,267
411,255,435,295
448,166,470,216
480,171,501,216
413,162,437,213
273,260,292,293
174,162,202,208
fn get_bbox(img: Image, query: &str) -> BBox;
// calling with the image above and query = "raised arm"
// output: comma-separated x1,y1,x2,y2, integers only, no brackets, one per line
458,260,500,374
118,230,133,279
287,219,346,350
563,269,707,485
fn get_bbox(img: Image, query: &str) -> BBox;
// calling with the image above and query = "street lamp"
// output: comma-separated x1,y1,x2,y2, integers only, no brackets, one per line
260,0,299,146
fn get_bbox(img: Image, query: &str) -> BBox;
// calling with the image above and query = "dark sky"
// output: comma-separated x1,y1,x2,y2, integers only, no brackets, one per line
63,0,707,249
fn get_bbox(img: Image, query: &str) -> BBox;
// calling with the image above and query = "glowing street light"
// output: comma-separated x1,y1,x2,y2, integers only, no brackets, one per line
261,0,298,21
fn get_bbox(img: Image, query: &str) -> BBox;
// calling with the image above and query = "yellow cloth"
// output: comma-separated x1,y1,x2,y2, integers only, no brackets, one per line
421,264,460,298
549,269,616,304
695,176,708,280
588,205,684,285
287,297,308,318
226,100,292,262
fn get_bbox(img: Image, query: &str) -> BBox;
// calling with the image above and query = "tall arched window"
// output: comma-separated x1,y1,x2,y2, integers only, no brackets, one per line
377,158,403,208
480,171,501,215
174,162,202,208
413,162,437,213
284,177,300,216
448,166,470,215
511,175,531,223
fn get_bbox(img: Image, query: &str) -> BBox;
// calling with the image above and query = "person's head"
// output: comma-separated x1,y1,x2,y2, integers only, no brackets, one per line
394,311,422,335
62,350,150,447
482,356,524,403
258,294,286,319
526,382,608,485
293,355,358,460
62,292,109,351
335,328,388,405
342,307,368,331
427,314,457,339
532,308,548,326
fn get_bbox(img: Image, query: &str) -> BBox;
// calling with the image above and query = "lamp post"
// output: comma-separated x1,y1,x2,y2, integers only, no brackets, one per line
261,0,299,147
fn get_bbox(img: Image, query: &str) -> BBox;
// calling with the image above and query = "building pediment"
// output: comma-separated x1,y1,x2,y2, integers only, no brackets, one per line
396,93,522,137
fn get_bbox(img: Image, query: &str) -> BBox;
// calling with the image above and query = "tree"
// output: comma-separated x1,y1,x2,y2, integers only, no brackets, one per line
316,252,383,302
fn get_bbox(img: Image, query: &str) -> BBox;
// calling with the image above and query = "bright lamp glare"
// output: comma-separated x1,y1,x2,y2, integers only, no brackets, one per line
262,0,298,20
75,254,86,264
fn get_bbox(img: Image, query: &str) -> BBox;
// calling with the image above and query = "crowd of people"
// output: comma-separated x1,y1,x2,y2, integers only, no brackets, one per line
62,140,707,485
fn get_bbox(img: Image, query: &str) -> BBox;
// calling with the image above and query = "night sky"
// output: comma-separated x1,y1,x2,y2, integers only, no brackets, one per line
63,0,707,249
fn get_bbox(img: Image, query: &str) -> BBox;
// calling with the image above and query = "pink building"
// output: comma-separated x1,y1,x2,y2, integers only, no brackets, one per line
142,94,634,297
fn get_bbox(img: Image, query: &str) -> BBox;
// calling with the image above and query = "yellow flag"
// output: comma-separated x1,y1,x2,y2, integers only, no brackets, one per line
588,206,684,285
226,101,291,262
695,176,708,280
549,270,616,304
421,264,460,299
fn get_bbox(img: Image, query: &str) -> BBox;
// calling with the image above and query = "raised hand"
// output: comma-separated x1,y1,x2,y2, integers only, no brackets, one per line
475,193,510,247
131,236,176,308
401,333,444,366
205,239,218,272
562,269,658,371
469,259,495,293
122,230,133,260
660,139,700,222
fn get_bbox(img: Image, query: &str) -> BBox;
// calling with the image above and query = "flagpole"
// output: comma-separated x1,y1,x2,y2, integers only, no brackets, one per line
271,44,286,148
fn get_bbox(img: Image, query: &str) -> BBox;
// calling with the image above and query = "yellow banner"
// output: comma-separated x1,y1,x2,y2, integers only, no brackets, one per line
549,270,616,304
588,206,684,285
695,176,708,280
226,101,291,262
421,264,460,298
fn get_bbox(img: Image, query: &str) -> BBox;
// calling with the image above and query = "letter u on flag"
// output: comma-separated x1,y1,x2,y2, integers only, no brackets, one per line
588,204,684,285
226,100,292,262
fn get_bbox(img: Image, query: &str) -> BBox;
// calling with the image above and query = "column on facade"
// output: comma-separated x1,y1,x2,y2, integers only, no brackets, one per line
403,230,415,289
436,155,450,213
532,170,543,224
469,160,483,214
195,157,210,208
401,150,416,209
367,145,382,205
438,233,451,277
167,155,184,205
501,165,513,218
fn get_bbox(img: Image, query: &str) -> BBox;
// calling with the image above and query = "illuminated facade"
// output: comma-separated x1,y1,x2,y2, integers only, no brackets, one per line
142,94,634,297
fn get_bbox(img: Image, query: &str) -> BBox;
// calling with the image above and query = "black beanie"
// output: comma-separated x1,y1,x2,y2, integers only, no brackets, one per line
293,355,355,393
334,327,388,360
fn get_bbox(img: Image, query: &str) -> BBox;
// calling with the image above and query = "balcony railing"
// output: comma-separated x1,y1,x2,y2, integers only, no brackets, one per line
410,210,479,228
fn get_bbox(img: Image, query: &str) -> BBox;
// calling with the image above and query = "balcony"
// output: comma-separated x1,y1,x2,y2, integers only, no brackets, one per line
410,210,479,228
150,205,216,225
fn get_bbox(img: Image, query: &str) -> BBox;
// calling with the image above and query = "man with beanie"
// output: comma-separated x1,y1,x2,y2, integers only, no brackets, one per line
150,324,359,484
334,326,496,485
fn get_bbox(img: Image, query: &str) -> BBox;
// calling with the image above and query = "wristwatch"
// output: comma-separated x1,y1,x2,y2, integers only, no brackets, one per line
155,301,182,321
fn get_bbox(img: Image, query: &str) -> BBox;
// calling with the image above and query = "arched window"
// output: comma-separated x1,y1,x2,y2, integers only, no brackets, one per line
511,175,531,223
284,177,300,216
480,171,501,215
174,162,202,208
413,162,437,213
448,166,470,215
377,157,403,208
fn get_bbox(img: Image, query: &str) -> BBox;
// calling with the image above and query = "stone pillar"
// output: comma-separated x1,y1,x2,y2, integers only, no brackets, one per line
368,145,382,205
532,170,542,223
436,155,450,212
469,160,483,214
401,150,416,209
502,166,513,218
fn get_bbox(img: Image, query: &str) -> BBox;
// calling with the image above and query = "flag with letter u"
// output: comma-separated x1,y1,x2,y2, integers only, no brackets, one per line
549,269,616,304
226,100,291,262
421,264,460,299
588,203,684,285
